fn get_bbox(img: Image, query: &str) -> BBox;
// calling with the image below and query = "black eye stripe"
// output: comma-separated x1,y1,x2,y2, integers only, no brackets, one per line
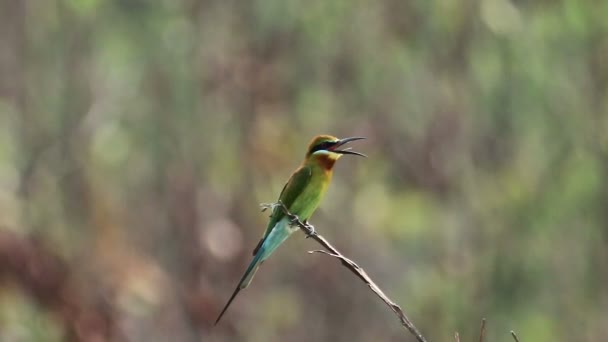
311,141,336,153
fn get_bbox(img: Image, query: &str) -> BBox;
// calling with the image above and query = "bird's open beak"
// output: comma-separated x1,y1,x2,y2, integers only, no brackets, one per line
330,137,367,157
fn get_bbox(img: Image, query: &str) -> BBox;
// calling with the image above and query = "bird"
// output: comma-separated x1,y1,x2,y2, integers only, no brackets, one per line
215,134,366,324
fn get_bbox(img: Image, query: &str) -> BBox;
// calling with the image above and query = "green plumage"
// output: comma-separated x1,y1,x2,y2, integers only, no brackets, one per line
255,161,331,253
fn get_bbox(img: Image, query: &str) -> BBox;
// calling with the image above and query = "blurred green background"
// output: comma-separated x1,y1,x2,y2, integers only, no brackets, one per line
1,0,607,341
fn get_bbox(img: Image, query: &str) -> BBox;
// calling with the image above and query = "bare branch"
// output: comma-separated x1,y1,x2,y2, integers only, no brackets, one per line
270,201,427,342
511,330,521,342
455,332,461,342
309,250,339,257
479,318,487,342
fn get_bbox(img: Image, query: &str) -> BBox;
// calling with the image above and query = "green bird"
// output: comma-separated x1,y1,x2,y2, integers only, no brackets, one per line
215,134,366,324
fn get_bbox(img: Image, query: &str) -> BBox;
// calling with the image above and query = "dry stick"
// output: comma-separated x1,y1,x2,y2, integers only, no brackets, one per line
263,201,427,342
479,318,487,342
454,332,461,342
511,330,521,342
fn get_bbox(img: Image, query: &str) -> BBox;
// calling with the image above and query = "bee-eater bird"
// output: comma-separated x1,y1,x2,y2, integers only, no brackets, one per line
215,135,366,324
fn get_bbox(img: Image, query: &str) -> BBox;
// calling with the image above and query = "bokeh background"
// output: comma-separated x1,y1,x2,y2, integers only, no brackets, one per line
1,0,607,341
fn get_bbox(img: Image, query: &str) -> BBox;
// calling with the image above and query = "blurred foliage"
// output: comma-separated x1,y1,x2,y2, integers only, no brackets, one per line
0,0,607,341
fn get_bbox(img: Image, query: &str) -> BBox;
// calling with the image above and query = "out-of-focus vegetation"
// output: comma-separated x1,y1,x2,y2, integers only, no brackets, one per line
1,0,607,341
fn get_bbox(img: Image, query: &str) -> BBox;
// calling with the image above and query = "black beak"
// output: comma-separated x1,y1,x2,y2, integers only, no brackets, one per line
331,137,367,157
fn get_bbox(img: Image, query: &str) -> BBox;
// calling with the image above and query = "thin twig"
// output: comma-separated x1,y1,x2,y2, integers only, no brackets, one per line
263,201,427,342
479,318,486,342
511,330,520,342
454,332,461,342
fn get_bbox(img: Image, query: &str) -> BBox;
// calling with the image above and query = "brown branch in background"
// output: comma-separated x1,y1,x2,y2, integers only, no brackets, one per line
262,201,427,342
459,318,518,342
0,230,115,342
479,318,487,342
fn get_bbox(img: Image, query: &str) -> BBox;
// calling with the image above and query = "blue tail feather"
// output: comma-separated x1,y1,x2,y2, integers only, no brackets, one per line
215,219,294,324
215,250,264,325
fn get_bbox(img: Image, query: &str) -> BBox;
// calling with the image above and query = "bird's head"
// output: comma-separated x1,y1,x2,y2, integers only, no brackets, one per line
305,135,366,167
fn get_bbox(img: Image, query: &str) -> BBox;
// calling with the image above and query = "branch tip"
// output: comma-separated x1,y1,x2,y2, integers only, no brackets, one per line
479,318,487,342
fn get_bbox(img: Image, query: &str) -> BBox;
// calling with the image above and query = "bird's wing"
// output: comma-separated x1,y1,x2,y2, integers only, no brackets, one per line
218,165,312,323
252,165,311,255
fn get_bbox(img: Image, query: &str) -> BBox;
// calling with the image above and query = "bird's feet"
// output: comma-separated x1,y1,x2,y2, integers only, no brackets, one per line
303,220,315,237
260,202,281,212
289,215,302,226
